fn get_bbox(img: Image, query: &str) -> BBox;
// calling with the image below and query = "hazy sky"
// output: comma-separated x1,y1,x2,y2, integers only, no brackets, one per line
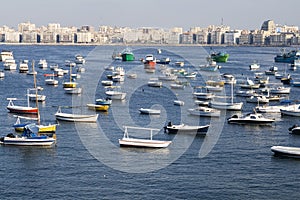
1,0,299,30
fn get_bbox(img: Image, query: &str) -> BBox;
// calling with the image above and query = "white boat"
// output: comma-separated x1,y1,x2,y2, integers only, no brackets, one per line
174,61,184,67
271,146,300,158
173,100,184,106
265,66,278,75
105,86,126,100
158,73,177,81
246,95,269,104
209,80,243,111
139,108,161,115
112,75,125,82
0,123,56,146
75,54,85,64
170,83,185,89
45,74,58,85
289,125,300,135
3,59,17,70
65,60,76,67
148,78,162,87
119,126,171,148
0,50,14,62
193,91,215,100
280,104,300,116
38,59,48,68
188,106,221,117
0,70,4,78
28,94,46,102
227,113,275,125
205,85,223,92
101,80,113,86
269,86,291,94
255,103,294,113
240,79,260,89
55,107,98,122
64,87,82,94
19,60,29,73
164,122,210,134
199,59,220,71
235,89,256,97
249,62,260,70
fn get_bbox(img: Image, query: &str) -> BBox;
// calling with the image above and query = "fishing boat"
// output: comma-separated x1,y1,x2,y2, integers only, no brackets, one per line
0,123,56,146
87,104,110,112
55,107,99,122
188,106,221,117
118,126,171,148
139,108,161,115
271,146,300,158
164,122,210,134
209,51,229,62
227,113,275,125
143,54,156,68
121,48,134,61
274,49,300,63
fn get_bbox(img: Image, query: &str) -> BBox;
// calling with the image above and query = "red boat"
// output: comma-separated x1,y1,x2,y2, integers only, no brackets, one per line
6,97,38,115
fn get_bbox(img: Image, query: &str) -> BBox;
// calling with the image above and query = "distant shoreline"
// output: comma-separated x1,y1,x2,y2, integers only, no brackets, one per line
0,42,298,48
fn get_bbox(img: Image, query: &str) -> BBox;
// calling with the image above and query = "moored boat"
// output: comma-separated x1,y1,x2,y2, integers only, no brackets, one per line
227,113,275,125
164,122,210,135
121,48,135,61
209,51,229,62
55,107,98,122
139,108,161,115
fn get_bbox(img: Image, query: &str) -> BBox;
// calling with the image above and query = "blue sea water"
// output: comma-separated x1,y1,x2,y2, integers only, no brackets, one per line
0,44,300,199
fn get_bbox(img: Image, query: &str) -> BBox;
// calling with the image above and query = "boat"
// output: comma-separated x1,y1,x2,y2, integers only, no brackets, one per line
269,86,291,94
170,83,185,89
289,124,300,134
265,66,278,75
209,51,229,63
209,80,243,111
164,122,210,134
148,78,162,87
249,62,260,70
188,106,221,117
174,61,184,67
45,74,58,85
101,80,113,86
291,80,300,87
118,126,171,148
227,113,275,125
7,95,38,115
64,87,82,94
199,59,220,71
246,95,269,104
3,59,17,70
271,146,300,158
75,54,85,64
55,107,98,122
235,89,256,97
65,60,76,67
105,86,126,100
274,49,300,63
127,73,137,79
143,54,156,68
63,63,78,88
112,75,125,82
205,85,223,92
0,70,4,78
111,50,122,60
139,108,161,115
240,79,260,89
173,100,184,106
156,57,171,64
280,104,300,116
158,73,177,81
87,104,110,112
0,123,56,146
121,48,135,61
95,98,112,105
193,89,215,100
255,103,294,113
38,59,48,68
0,50,14,62
19,60,29,73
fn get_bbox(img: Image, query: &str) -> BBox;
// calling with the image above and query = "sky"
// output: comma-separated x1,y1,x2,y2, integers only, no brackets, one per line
1,0,299,31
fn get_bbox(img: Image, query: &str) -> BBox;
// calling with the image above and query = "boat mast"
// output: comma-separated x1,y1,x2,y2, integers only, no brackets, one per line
231,77,234,104
32,60,40,125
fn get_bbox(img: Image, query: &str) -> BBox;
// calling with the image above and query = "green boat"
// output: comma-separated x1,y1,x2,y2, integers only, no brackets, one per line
210,52,229,63
121,48,135,61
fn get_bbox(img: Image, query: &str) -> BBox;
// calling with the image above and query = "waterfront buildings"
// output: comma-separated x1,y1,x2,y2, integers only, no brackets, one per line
0,20,299,46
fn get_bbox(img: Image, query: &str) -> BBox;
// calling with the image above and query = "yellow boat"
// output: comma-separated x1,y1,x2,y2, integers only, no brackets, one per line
87,104,110,112
63,82,77,88
37,124,57,133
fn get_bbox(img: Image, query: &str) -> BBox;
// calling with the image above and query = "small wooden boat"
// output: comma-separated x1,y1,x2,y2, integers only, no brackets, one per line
164,122,210,135
55,107,98,122
119,126,171,148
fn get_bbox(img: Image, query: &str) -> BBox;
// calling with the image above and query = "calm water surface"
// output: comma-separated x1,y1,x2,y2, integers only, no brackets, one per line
0,45,300,199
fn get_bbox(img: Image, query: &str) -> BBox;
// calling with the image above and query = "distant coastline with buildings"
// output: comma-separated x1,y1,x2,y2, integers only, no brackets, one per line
0,20,299,46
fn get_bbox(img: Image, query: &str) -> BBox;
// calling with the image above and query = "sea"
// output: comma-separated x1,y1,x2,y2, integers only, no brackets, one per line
0,44,300,200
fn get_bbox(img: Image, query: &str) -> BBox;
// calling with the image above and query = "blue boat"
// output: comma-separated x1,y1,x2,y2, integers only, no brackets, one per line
274,49,300,63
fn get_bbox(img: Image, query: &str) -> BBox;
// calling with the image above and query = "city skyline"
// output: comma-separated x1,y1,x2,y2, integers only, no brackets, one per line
1,0,299,30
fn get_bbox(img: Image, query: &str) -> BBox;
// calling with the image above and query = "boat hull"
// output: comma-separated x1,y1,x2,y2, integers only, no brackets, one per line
119,138,171,148
271,146,300,158
0,137,55,146
7,106,38,114
55,113,98,122
166,124,210,134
